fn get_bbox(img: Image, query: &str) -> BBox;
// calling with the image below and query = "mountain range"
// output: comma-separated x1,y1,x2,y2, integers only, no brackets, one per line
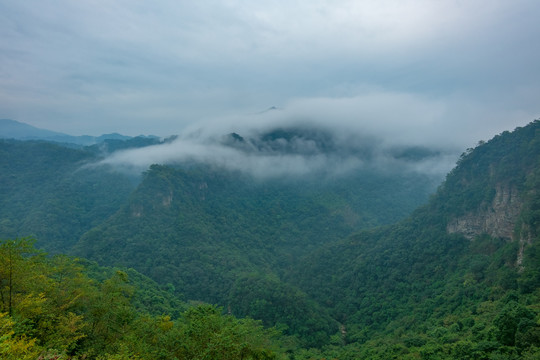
0,118,539,358
0,118,156,146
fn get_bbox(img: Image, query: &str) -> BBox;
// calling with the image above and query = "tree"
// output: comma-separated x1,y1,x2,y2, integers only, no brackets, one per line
0,238,43,316
494,301,535,347
176,304,281,360
0,312,41,360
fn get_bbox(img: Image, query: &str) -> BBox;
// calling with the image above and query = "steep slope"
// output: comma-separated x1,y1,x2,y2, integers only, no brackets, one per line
73,163,437,283
6,120,539,356
291,120,540,358
73,161,438,345
0,140,135,251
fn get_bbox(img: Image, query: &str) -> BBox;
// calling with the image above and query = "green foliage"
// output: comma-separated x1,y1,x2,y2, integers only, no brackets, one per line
228,273,338,347
72,161,436,344
494,300,536,347
0,238,287,359
2,121,540,358
0,140,134,252
0,237,45,316
285,120,540,358
0,311,41,360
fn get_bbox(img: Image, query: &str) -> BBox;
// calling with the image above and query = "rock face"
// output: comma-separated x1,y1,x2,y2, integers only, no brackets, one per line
447,185,523,240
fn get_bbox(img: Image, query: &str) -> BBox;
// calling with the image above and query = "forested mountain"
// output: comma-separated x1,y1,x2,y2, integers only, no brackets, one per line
0,134,177,252
1,120,539,358
70,149,437,346
0,140,135,252
289,120,540,358
72,164,436,286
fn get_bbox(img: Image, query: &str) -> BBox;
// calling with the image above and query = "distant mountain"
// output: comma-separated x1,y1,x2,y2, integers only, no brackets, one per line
0,118,68,138
221,126,443,163
0,118,149,146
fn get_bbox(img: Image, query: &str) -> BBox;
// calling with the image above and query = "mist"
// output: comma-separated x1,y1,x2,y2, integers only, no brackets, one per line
97,93,469,179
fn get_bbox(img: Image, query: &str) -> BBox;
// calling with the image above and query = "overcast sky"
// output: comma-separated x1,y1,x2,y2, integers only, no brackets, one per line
1,0,540,149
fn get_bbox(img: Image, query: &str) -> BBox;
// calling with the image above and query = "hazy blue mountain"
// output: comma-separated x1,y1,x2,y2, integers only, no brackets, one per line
0,118,69,139
0,118,148,146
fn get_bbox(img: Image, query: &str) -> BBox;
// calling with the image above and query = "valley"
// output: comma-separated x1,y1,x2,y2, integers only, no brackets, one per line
0,120,539,358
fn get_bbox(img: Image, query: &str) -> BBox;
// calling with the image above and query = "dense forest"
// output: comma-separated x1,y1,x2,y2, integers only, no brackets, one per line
0,238,286,359
1,120,540,358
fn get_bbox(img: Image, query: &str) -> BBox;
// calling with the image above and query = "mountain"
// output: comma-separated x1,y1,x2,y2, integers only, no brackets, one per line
1,120,539,357
71,162,437,346
289,120,540,358
0,118,67,138
221,126,442,163
0,118,155,146
0,139,136,251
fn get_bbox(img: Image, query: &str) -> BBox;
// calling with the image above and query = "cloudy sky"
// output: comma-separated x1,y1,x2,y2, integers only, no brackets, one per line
1,0,540,149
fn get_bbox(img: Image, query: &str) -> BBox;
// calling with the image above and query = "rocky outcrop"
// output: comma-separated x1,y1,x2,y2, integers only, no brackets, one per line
447,184,523,240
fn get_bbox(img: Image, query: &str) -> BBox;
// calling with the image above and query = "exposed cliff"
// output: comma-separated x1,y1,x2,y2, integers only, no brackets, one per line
435,121,540,248
446,184,523,240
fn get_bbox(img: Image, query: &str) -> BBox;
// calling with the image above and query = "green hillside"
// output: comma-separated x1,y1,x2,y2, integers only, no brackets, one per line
291,120,540,358
0,140,135,252
0,238,286,359
71,161,437,345
1,121,539,358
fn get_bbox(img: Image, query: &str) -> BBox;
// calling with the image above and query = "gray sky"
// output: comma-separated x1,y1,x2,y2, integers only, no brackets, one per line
1,0,540,149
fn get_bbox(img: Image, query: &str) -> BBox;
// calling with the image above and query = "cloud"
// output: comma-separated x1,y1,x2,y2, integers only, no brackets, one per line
97,91,478,179
1,1,539,136
99,140,332,178
183,90,536,150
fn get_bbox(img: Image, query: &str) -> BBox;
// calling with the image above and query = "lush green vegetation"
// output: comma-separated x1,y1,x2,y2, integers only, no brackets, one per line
1,121,540,358
71,160,436,330
0,140,135,252
288,120,540,358
0,238,287,359
291,225,540,358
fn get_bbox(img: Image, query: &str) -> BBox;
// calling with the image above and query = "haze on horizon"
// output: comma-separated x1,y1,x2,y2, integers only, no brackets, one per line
1,0,540,150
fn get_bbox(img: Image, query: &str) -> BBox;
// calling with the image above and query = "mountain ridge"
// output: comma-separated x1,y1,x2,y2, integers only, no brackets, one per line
0,118,156,146
286,120,540,357
0,119,539,357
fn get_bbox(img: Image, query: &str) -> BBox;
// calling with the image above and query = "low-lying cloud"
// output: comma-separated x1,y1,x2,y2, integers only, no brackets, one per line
97,92,478,179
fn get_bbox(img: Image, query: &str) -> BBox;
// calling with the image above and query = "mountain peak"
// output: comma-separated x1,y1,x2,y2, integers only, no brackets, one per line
0,118,67,139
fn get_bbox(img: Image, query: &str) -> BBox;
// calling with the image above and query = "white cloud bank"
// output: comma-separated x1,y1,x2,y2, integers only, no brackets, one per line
98,90,513,179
